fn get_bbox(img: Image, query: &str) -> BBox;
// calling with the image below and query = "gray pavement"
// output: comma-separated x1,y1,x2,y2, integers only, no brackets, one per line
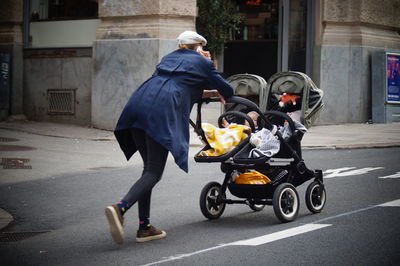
1,119,400,230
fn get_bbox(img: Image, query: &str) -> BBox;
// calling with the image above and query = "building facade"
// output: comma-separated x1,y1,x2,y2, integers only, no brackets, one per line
0,0,399,129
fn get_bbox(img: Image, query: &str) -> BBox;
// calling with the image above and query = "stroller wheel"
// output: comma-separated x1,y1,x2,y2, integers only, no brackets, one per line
273,183,299,223
199,182,226,220
248,202,265,212
305,181,326,213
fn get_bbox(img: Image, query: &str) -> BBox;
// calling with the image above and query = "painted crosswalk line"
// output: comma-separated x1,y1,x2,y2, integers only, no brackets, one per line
324,167,383,178
378,171,400,179
378,199,400,207
229,224,331,246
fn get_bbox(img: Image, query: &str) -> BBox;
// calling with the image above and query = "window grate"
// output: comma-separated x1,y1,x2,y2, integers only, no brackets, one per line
47,89,76,115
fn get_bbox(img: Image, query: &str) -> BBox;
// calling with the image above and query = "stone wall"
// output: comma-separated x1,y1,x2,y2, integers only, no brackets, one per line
23,49,93,125
92,39,177,130
323,0,400,28
96,0,196,39
315,0,400,124
91,0,197,130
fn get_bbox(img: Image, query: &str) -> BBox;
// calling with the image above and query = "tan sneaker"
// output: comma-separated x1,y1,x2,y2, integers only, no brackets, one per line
136,225,167,243
105,205,124,244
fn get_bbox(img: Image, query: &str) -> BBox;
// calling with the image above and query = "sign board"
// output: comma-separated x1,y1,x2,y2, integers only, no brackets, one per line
0,52,11,109
386,52,400,104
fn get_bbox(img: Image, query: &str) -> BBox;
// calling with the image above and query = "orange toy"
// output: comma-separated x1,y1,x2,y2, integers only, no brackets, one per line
279,93,300,107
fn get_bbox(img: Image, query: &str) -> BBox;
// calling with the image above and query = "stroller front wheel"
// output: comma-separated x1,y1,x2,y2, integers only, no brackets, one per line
273,183,300,223
199,182,226,220
305,181,326,213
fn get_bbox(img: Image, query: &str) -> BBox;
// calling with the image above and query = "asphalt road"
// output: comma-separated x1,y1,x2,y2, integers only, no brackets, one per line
0,147,399,265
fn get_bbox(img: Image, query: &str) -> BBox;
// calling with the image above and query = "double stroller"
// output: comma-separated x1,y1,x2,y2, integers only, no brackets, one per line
191,71,326,223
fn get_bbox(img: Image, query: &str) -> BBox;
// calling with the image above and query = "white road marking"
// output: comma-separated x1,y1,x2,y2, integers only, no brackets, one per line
324,167,356,175
142,244,232,266
378,171,400,179
142,224,331,266
230,224,331,246
143,198,400,266
323,167,383,178
314,198,400,224
378,199,400,207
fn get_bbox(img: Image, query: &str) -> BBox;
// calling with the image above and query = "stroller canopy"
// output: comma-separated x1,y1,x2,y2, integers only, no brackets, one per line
266,71,324,128
226,74,268,112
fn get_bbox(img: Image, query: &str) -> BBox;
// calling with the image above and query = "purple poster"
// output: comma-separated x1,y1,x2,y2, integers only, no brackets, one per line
387,53,400,103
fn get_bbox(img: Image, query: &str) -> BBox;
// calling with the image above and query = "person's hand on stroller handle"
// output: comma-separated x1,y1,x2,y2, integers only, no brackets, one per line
202,89,226,104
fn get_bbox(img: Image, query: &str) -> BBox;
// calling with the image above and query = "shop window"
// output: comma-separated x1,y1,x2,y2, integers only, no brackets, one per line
225,0,280,80
30,0,98,21
231,0,279,41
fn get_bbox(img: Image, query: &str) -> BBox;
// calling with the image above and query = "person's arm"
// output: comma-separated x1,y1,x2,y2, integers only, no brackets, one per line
205,63,234,99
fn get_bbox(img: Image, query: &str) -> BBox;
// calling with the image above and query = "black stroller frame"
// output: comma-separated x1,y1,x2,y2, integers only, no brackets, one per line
192,96,326,223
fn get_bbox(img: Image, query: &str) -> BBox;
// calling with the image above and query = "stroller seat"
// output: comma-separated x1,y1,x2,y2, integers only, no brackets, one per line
232,141,295,166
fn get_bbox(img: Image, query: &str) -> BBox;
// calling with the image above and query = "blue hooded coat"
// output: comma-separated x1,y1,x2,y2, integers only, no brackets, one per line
114,49,234,172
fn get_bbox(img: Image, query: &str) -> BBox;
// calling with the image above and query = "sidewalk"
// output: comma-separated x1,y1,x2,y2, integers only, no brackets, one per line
1,120,400,148
1,119,400,230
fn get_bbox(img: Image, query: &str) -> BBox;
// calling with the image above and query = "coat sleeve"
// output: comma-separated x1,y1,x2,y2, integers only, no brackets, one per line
204,61,234,98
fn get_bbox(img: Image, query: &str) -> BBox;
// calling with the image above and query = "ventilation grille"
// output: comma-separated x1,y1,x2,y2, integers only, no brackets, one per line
47,89,76,115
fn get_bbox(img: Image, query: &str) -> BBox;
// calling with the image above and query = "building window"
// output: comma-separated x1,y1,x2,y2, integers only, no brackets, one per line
231,0,279,41
30,0,98,21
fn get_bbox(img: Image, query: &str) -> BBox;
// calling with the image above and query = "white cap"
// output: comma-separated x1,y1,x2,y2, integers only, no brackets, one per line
177,30,207,46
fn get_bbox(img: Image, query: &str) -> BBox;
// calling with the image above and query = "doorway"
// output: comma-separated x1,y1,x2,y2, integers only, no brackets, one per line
224,0,279,80
223,0,312,80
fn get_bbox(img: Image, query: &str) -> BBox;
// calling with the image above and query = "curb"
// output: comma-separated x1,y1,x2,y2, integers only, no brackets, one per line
333,143,400,149
0,126,116,141
302,143,400,150
2,124,400,150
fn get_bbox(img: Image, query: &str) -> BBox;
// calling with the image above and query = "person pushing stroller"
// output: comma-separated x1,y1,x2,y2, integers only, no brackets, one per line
105,31,234,245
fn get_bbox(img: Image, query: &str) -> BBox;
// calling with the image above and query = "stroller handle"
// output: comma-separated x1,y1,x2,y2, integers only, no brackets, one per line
224,96,260,112
225,96,276,131
198,96,261,112
264,111,297,135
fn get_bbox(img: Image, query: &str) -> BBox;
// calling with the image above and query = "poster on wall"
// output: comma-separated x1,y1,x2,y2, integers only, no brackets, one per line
386,52,400,104
0,52,10,109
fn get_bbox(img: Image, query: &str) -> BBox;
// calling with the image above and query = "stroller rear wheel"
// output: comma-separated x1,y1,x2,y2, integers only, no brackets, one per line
305,181,326,213
200,182,226,219
273,183,299,223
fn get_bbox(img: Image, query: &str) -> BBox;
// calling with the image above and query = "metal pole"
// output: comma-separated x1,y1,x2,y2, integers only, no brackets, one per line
306,0,315,76
23,0,30,48
278,0,289,72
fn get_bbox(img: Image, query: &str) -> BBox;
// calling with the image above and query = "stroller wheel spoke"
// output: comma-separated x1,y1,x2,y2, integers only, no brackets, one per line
206,197,215,207
311,187,322,206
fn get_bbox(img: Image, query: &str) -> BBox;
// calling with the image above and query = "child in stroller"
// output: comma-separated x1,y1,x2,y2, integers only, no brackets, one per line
221,110,260,129
191,76,326,223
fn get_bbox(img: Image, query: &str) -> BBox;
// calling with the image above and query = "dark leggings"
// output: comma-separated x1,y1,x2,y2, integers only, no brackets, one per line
122,128,168,220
